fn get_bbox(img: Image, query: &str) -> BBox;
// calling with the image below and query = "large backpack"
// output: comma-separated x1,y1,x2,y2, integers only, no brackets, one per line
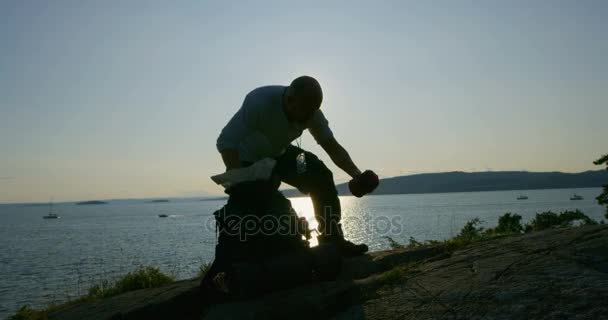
200,180,340,299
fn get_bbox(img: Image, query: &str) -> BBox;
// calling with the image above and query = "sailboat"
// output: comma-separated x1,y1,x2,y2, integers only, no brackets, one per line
43,200,59,219
570,194,584,201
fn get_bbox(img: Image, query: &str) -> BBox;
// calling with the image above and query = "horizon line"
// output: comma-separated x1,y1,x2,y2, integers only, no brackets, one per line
0,168,604,205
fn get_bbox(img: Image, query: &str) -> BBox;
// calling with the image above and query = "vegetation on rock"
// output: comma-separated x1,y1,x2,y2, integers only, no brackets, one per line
9,266,175,320
524,210,597,232
86,266,174,299
594,153,608,219
486,213,524,235
12,207,601,320
386,210,597,251
197,262,212,278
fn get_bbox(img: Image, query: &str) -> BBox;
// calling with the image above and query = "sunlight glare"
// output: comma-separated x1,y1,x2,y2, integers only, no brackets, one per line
288,196,356,247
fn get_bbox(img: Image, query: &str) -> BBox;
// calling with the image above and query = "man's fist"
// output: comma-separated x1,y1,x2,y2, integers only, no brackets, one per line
349,170,379,197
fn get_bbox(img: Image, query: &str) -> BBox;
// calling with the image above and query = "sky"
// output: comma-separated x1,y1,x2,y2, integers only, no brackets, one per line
1,0,607,203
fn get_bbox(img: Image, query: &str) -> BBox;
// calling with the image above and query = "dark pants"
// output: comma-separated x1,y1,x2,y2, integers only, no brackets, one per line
273,145,341,236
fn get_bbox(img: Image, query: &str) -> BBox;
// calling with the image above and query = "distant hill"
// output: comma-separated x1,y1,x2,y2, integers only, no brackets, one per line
282,170,608,197
147,199,170,203
76,200,108,205
200,197,228,201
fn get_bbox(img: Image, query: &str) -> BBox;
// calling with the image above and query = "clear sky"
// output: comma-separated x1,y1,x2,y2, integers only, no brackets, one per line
1,0,607,203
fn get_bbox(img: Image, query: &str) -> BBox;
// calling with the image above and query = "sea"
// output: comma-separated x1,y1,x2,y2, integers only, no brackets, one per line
0,187,605,318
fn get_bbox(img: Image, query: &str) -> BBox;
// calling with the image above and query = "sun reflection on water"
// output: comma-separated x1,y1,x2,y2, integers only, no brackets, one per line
287,196,358,247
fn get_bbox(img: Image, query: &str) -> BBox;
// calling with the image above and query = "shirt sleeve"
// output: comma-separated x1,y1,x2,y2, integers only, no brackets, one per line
307,110,334,144
216,94,258,152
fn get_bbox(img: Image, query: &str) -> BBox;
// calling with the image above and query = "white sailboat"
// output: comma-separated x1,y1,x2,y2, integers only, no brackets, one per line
43,200,59,219
570,194,584,201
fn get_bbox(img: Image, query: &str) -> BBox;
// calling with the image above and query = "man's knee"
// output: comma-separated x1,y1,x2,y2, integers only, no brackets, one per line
305,152,337,193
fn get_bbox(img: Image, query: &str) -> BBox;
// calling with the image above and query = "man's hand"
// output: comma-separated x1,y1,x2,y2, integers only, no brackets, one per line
319,137,378,196
348,170,379,197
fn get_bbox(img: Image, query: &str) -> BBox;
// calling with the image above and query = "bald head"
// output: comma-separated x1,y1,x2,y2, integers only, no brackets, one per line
283,76,323,123
290,76,323,109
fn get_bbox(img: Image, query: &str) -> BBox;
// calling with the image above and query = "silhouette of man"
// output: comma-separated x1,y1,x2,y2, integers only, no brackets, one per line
217,76,378,256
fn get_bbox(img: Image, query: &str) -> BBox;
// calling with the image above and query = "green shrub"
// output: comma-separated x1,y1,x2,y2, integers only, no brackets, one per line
407,236,423,248
8,305,46,320
373,265,411,287
558,210,597,226
496,213,524,234
484,213,523,236
454,218,484,243
383,235,446,251
438,218,486,251
524,211,559,232
9,266,176,319
87,266,174,299
197,262,212,278
383,236,404,250
524,210,597,232
594,153,608,219
425,239,442,246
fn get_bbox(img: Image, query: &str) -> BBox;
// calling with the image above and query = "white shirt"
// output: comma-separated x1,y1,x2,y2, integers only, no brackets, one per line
216,86,334,162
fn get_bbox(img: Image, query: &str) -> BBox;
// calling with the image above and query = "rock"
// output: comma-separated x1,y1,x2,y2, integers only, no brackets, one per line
353,226,608,320
49,225,608,320
49,279,203,320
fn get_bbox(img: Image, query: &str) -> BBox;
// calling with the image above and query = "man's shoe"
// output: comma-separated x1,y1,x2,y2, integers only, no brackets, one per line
318,235,368,257
336,238,368,256
317,222,369,256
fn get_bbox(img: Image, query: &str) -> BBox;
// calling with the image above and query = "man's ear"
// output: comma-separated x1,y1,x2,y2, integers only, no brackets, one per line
285,92,294,105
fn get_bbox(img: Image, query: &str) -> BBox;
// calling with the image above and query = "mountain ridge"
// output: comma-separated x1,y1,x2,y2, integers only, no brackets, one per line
282,169,608,197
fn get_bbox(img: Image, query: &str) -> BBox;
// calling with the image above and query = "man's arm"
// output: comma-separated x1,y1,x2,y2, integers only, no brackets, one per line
320,137,362,178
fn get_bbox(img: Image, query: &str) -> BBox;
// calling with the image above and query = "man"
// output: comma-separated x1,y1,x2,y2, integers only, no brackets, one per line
216,75,378,256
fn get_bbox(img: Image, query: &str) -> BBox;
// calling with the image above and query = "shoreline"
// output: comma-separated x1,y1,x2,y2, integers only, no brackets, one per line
8,209,606,319
18,224,607,320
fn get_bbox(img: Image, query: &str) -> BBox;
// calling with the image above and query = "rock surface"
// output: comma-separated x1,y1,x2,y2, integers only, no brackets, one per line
49,225,608,320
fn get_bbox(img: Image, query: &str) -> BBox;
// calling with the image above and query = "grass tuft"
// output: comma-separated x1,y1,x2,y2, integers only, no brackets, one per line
86,266,174,299
9,266,175,320
197,262,212,278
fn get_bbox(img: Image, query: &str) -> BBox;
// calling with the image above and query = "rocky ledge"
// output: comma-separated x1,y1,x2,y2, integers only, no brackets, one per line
49,225,608,320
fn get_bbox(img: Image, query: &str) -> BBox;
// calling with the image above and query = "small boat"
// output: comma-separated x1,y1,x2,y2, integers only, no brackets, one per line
570,194,584,200
516,195,528,200
158,214,169,218
43,200,59,219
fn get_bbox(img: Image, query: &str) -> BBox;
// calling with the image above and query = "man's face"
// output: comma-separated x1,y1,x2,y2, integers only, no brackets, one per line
286,96,318,124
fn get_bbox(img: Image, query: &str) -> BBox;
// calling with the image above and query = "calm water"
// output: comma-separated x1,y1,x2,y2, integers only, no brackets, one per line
0,187,604,318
